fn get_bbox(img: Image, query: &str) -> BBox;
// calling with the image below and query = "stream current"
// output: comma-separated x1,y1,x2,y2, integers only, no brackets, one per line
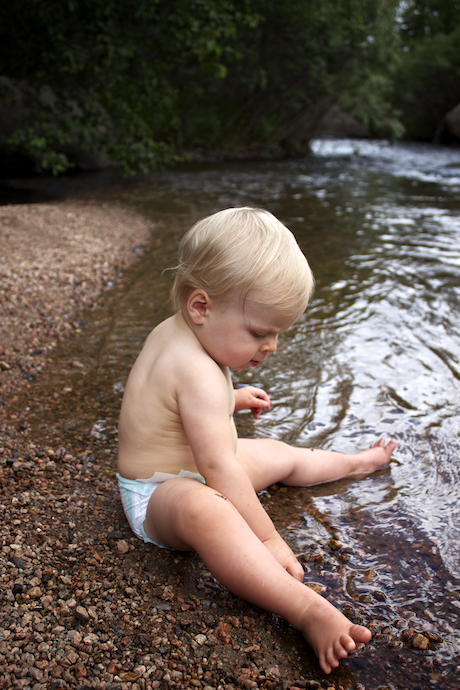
5,138,460,688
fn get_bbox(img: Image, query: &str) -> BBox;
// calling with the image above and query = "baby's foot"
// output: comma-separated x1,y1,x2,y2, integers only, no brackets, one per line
350,437,396,477
298,595,372,674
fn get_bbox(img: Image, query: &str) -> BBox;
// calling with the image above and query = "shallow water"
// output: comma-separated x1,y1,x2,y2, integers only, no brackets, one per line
7,139,460,687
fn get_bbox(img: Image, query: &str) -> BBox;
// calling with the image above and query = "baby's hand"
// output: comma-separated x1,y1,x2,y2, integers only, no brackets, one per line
234,386,271,419
263,531,304,581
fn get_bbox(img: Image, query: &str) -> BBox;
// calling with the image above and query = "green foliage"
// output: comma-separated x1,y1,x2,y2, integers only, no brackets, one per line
1,0,257,174
172,0,402,152
339,73,405,142
0,0,402,174
398,0,460,40
330,0,404,142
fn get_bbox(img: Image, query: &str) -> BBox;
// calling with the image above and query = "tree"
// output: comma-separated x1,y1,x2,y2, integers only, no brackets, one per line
0,0,258,174
177,0,402,152
0,0,400,174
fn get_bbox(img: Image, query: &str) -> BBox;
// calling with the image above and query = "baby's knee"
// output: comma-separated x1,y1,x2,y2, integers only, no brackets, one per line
178,487,236,530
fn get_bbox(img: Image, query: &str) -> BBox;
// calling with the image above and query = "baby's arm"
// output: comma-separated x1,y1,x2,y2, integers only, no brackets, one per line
178,368,302,579
234,385,270,419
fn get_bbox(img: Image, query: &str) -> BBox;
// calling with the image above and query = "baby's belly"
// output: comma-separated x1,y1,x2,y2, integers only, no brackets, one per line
118,437,197,480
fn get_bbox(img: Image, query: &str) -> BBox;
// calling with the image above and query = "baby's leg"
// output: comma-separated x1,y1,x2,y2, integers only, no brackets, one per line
145,479,371,674
237,437,396,492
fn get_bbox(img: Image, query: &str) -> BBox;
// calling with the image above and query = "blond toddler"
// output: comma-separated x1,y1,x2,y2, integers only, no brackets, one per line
117,207,396,674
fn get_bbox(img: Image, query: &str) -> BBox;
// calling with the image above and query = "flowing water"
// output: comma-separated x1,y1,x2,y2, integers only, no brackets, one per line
6,139,460,688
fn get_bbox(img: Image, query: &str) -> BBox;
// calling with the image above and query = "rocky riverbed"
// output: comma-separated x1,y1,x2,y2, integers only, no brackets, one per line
0,200,370,690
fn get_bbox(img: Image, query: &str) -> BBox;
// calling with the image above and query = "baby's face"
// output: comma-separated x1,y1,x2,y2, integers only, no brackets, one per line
199,295,297,371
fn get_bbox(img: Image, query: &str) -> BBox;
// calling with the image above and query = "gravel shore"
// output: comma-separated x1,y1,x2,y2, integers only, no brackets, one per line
0,201,348,690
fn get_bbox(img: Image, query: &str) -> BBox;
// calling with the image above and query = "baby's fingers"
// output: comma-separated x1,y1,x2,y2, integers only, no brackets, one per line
251,399,270,419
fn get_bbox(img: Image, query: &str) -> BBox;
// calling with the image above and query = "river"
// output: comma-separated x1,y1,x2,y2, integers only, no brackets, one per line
4,138,460,688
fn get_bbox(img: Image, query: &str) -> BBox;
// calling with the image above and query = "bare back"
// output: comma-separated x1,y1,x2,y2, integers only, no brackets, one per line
117,312,236,480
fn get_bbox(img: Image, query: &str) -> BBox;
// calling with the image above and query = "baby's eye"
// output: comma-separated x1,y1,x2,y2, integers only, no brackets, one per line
251,331,266,339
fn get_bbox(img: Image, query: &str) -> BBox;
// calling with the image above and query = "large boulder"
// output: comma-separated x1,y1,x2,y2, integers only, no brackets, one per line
317,105,371,138
435,103,460,145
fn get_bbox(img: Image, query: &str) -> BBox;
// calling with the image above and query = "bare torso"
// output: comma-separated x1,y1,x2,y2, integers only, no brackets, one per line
117,312,237,480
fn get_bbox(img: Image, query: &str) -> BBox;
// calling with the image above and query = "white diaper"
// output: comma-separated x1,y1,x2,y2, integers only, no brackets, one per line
116,470,205,549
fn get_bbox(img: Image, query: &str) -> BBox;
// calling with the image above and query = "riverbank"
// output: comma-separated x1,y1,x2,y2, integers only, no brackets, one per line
0,201,339,690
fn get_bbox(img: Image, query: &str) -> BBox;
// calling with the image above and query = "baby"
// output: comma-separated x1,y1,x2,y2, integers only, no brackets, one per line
117,207,396,675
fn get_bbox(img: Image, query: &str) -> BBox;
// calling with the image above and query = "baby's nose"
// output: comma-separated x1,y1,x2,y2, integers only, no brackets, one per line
261,336,277,353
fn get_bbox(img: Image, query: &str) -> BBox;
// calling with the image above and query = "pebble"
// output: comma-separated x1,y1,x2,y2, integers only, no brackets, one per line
117,539,129,554
74,605,90,623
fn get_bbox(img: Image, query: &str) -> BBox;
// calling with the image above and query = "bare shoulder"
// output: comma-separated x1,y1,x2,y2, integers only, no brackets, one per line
128,312,227,398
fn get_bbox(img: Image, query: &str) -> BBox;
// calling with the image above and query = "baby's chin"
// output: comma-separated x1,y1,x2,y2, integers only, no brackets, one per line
231,361,259,372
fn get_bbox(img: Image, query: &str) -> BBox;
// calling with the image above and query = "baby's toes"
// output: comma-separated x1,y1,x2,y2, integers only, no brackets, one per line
350,624,372,644
335,637,354,658
325,647,341,672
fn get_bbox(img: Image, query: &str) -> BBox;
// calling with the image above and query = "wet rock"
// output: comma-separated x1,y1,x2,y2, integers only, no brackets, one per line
412,633,430,650
425,630,443,645
328,538,344,551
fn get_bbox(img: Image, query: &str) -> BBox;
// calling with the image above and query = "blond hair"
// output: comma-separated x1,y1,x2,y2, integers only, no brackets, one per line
170,207,314,316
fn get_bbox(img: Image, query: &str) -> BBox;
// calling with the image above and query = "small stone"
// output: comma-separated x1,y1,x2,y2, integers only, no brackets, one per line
49,680,67,689
412,633,430,650
29,667,44,681
195,634,207,646
63,650,79,666
74,605,90,623
8,555,25,568
75,662,86,679
426,631,443,645
83,632,98,644
306,582,323,594
110,531,124,539
266,667,281,680
117,540,129,554
106,660,117,674
328,538,344,551
401,628,415,643
40,594,53,608
120,671,142,681
28,586,42,598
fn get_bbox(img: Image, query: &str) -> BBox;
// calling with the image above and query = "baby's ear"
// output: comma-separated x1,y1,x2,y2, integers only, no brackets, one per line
187,290,210,324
